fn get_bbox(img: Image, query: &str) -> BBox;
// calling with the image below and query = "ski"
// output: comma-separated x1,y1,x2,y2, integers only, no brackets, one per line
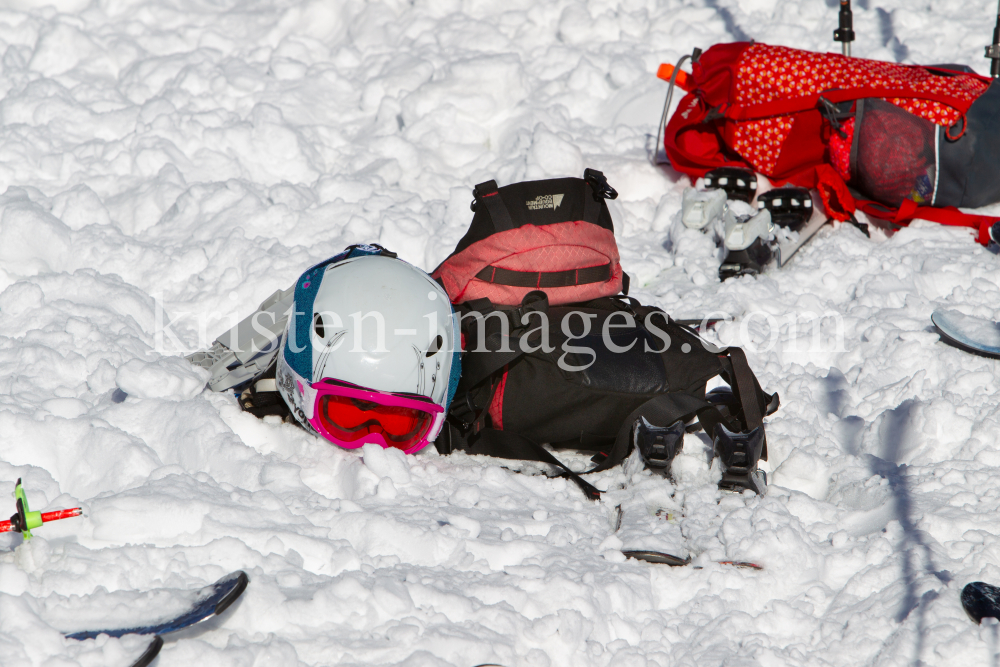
716,561,764,570
775,214,829,268
615,502,690,566
610,422,764,569
610,444,690,565
962,581,1000,623
931,309,1000,358
765,186,833,270
680,174,831,280
129,636,163,667
622,548,690,566
65,570,248,641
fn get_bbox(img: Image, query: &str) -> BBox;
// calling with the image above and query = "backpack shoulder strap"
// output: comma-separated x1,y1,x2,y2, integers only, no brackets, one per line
467,428,602,500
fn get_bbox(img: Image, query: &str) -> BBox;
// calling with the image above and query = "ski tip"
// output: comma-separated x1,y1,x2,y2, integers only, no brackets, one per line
129,635,163,667
622,550,691,566
961,581,1000,624
213,571,249,617
931,313,1000,360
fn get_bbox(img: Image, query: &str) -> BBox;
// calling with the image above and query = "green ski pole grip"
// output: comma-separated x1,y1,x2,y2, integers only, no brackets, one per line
14,479,42,539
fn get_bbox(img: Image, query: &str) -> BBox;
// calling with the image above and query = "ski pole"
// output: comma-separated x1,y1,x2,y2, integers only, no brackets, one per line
653,48,701,165
0,478,82,539
834,0,855,57
987,0,1000,78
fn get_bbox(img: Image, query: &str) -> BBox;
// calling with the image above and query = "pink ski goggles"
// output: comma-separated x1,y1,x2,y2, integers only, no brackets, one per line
306,379,445,454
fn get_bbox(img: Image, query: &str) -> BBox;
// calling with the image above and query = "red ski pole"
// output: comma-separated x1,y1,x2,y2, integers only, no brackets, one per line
0,478,82,538
0,508,82,533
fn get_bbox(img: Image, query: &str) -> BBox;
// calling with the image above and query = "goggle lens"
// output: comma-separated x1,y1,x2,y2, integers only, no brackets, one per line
318,394,434,450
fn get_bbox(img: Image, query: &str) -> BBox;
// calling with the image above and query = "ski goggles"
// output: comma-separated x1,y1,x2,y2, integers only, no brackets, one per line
306,379,445,454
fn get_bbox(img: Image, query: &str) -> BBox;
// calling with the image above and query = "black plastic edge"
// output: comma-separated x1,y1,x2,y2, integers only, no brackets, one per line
129,635,163,667
213,571,249,616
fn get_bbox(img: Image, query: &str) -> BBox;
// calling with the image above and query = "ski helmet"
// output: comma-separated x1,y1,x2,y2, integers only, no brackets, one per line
276,245,460,453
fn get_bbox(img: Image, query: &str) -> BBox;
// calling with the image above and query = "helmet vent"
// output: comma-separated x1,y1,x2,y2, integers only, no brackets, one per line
314,313,325,338
426,335,443,357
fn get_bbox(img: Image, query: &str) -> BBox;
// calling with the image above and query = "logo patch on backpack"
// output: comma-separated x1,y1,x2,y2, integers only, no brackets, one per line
525,194,564,211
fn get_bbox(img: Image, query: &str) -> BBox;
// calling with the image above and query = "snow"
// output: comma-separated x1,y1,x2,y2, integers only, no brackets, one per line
2,0,1000,665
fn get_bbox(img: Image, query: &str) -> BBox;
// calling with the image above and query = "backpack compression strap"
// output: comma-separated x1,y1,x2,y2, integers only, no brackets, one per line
474,264,613,288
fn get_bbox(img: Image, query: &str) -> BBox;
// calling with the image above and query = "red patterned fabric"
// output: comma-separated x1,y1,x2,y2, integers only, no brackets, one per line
828,118,854,181
730,44,988,173
662,41,996,243
432,220,622,306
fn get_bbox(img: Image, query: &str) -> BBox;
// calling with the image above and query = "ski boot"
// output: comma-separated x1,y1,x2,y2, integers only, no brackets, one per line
713,424,767,495
719,208,774,280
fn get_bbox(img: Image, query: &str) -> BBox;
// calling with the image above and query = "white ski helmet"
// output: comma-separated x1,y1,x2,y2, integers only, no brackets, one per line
276,245,460,453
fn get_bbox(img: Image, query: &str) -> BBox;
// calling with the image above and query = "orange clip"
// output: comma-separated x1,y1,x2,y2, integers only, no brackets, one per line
657,63,694,92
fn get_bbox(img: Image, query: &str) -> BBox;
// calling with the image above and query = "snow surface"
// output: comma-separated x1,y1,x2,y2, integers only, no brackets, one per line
3,0,1000,665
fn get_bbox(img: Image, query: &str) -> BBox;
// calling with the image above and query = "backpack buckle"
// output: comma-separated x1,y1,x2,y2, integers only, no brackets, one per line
509,290,549,331
584,168,618,201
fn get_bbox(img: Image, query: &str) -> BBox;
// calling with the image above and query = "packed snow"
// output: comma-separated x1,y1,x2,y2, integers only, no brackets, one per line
3,0,1000,665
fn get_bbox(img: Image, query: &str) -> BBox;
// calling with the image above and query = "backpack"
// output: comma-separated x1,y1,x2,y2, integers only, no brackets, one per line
432,169,627,306
433,171,778,499
661,42,1000,243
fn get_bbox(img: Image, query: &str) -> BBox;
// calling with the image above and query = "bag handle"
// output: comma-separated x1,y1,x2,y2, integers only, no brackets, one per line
472,180,515,233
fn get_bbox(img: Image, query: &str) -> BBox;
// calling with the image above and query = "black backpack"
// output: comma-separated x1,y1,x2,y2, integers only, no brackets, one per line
436,173,778,498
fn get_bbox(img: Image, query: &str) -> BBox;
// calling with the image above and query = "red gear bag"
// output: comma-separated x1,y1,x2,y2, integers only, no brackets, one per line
663,42,1000,244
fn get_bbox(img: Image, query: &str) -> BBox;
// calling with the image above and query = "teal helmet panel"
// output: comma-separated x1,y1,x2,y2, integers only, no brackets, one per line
282,244,390,382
